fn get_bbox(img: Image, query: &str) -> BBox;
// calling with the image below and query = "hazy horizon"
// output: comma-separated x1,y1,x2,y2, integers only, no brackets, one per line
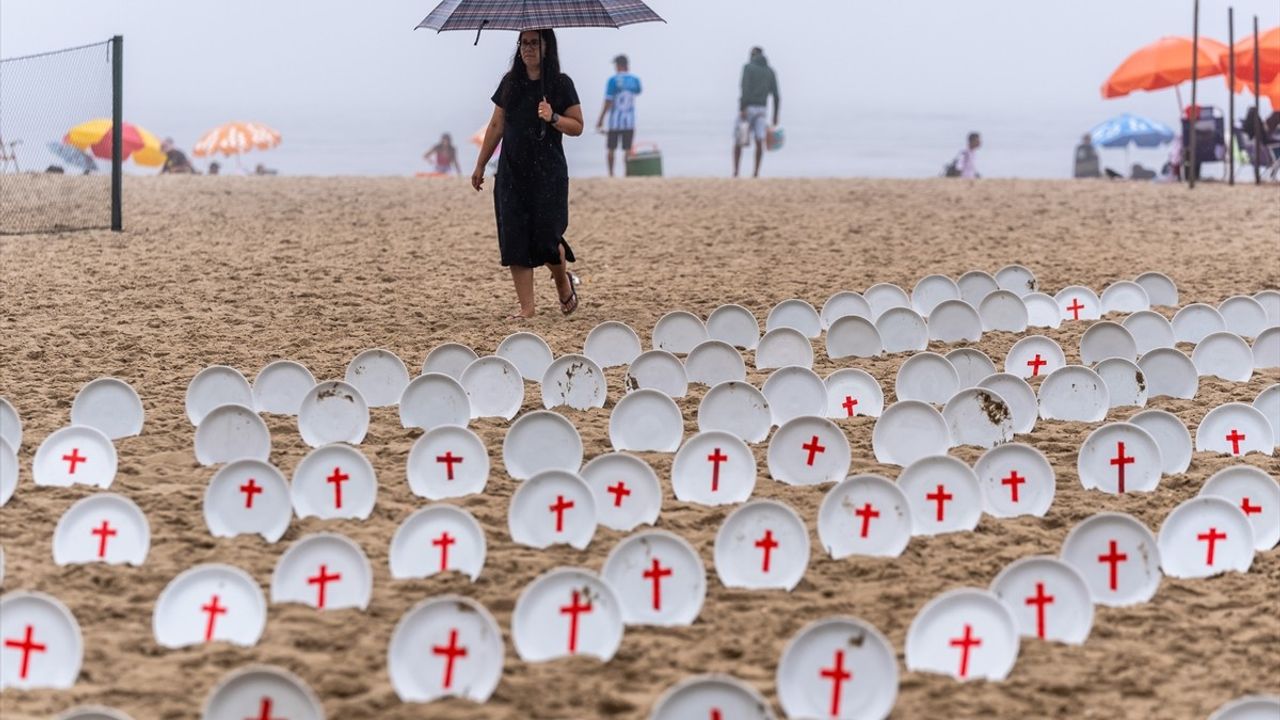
3,0,1277,178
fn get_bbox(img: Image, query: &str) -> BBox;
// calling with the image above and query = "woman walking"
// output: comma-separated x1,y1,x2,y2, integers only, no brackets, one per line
472,29,584,319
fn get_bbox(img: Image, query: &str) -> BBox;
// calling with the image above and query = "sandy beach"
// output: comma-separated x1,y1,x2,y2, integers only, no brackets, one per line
1,176,1278,719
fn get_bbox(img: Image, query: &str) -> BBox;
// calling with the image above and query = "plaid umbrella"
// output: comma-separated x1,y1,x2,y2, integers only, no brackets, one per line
418,0,663,37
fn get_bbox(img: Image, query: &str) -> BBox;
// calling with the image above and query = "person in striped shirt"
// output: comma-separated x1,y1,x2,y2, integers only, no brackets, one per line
595,54,642,177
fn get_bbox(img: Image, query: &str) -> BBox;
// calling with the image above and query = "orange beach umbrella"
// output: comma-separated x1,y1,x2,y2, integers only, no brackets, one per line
1222,26,1280,107
63,118,166,166
192,121,281,157
1102,36,1228,98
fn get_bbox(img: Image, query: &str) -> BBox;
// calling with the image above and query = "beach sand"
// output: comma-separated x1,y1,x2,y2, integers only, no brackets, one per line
1,176,1278,719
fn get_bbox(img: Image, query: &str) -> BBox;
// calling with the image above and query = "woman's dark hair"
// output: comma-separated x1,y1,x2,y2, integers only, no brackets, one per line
498,28,561,106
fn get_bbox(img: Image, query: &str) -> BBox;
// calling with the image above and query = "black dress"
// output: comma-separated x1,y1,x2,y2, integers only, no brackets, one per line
490,72,580,268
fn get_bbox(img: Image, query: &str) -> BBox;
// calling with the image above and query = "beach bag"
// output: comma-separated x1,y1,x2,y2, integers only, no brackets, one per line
943,153,962,177
766,126,785,152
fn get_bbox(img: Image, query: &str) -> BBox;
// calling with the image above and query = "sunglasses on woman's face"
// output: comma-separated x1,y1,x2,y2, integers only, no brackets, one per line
518,38,542,48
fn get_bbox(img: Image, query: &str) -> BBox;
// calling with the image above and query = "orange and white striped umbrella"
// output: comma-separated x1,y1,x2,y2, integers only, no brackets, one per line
192,121,281,157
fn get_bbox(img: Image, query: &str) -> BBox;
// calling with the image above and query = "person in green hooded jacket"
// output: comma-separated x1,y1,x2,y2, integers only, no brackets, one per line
734,46,780,178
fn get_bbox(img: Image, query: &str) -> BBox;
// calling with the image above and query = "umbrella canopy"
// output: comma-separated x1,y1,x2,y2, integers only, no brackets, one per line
418,0,663,32
192,122,282,158
1089,113,1175,148
1222,27,1280,107
63,119,165,166
1102,36,1228,98
46,142,99,172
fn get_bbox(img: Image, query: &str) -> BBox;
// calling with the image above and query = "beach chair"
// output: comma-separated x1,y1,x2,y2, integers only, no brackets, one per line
0,136,20,173
1180,106,1225,181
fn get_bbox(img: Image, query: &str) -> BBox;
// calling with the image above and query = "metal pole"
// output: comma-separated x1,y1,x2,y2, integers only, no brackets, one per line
1254,16,1262,185
1188,0,1199,188
111,35,123,231
1227,7,1235,185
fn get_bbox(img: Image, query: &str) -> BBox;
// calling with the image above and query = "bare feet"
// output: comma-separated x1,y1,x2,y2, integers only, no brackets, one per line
508,306,534,320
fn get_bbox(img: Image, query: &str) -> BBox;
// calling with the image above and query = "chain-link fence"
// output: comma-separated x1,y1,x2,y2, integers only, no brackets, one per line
1,38,121,235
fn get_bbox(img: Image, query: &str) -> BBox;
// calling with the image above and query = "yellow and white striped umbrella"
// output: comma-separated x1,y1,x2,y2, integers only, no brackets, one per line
192,121,281,158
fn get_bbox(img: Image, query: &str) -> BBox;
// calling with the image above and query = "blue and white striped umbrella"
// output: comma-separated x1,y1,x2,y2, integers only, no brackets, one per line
1089,113,1175,149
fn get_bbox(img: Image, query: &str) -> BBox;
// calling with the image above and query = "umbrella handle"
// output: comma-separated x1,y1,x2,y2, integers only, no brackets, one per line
473,19,489,46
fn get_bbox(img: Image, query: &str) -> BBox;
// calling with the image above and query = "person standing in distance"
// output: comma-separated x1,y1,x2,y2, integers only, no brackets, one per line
734,46,779,178
596,54,642,177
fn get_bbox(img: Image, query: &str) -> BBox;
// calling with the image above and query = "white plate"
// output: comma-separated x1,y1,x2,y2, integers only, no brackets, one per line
943,387,1014,449
1137,347,1199,399
583,320,642,368
608,388,683,452
1193,331,1254,381
153,563,266,648
767,416,851,486
1134,271,1178,306
252,360,316,415
706,303,760,350
406,425,489,499
601,529,706,626
1172,302,1227,344
290,442,376,520
497,331,554,381
52,493,150,566
0,591,82,690
898,455,983,535
1256,384,1280,448
1157,496,1253,578
684,339,746,386
1127,409,1191,474
1004,335,1065,380
995,264,1038,296
1054,285,1101,322
297,380,369,447
650,675,775,720
1209,695,1280,720
344,348,410,407
875,306,928,353
511,568,624,662
204,459,291,542
57,707,135,720
825,315,883,359
504,410,583,479
388,595,503,703
978,290,1028,333
541,354,607,410
1037,365,1109,422
1080,320,1137,364
904,588,1019,681
388,504,486,581
766,298,822,338
989,556,1092,644
817,474,912,559
863,282,910,318
460,355,524,419
671,430,756,505
1195,402,1274,457
421,342,478,380
973,442,1055,518
1100,280,1150,314
713,499,809,590
270,532,372,611
895,352,959,406
1255,327,1280,369
928,299,983,343
976,373,1037,435
824,368,884,419
820,291,872,329
872,400,949,466
776,616,898,720
1077,422,1161,494
1,438,18,506
1121,310,1175,355
1200,465,1280,550
195,403,271,466
1060,512,1161,606
697,381,772,443
624,349,688,398
71,377,143,439
581,452,662,531
185,365,253,426
1257,290,1280,324
911,274,961,316
958,270,999,307
508,469,597,549
761,366,827,426
1022,292,1063,329
652,310,708,354
1219,295,1269,338
755,327,813,369
1095,357,1147,408
33,425,117,488
201,665,323,720
398,373,470,431
0,397,20,450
